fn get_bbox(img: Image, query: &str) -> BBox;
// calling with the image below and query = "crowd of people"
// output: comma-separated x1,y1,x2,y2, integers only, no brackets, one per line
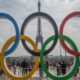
8,61,34,76
21,60,33,76
56,61,66,76
0,60,49,78
13,60,49,77
0,60,79,78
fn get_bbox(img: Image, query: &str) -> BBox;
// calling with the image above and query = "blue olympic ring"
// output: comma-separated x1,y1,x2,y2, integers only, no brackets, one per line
0,13,19,56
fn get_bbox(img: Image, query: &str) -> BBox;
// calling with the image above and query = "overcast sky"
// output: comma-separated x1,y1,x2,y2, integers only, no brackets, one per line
0,0,80,57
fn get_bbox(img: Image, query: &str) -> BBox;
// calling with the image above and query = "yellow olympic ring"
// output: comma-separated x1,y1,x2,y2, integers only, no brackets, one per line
0,35,39,80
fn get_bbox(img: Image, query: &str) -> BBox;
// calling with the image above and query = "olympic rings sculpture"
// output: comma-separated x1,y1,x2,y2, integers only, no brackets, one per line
0,12,80,80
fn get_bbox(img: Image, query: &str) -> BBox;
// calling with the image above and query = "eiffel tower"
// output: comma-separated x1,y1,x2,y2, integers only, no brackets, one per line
30,0,48,61
36,0,48,61
30,0,43,61
36,0,43,48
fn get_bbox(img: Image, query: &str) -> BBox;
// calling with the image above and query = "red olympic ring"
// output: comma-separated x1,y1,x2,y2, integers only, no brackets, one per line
59,12,80,56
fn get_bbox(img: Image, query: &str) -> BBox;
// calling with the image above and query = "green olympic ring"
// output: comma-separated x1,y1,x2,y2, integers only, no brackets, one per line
40,35,79,80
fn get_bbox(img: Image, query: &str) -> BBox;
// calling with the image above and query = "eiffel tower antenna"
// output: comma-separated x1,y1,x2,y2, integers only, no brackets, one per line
38,0,41,12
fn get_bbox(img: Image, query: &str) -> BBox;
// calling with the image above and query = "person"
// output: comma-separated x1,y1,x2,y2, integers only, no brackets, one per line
13,62,17,75
7,62,11,70
25,61,28,74
74,68,79,77
21,60,26,76
61,61,66,75
28,62,32,72
0,68,2,76
56,62,61,76
39,62,43,78
45,60,49,79
45,60,49,70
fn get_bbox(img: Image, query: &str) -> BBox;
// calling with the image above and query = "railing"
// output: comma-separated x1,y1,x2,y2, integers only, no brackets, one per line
0,67,80,80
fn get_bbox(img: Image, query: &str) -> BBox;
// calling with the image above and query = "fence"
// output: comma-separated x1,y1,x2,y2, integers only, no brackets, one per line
0,67,80,80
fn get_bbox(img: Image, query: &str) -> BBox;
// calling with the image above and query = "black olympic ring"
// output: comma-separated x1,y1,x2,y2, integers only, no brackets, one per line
21,12,58,56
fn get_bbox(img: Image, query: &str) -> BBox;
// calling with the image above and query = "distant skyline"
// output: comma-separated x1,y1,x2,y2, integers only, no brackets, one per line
0,0,80,57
